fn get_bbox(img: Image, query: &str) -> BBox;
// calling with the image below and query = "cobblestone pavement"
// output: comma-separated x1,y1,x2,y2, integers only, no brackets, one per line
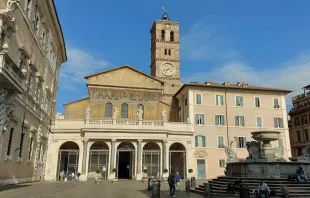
0,180,207,198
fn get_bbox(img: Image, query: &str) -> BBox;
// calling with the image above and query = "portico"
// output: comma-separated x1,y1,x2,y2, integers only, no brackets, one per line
45,118,194,181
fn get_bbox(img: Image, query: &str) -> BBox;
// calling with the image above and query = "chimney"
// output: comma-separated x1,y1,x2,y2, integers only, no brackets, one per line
237,82,242,86
205,81,212,85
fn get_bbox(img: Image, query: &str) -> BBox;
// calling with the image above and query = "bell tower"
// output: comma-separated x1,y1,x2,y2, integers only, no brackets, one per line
150,10,181,103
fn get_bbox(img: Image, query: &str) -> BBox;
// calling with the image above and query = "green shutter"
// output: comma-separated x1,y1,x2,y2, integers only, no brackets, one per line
215,115,218,125
221,95,224,106
235,116,238,126
236,137,240,148
195,136,198,147
196,115,199,124
274,118,278,128
201,114,205,125
222,115,225,125
202,136,206,147
279,118,284,128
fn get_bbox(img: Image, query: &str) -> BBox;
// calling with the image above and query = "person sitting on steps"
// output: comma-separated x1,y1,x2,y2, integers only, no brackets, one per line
296,167,308,183
258,181,270,198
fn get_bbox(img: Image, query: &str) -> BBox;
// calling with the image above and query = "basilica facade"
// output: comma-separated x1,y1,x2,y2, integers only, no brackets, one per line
45,13,292,181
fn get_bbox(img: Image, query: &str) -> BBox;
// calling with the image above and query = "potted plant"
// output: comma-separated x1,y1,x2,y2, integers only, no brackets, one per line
162,168,169,182
95,169,102,184
111,168,118,183
142,169,148,182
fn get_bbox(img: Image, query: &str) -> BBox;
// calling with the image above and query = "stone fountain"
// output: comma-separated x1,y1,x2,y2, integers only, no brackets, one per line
225,131,310,178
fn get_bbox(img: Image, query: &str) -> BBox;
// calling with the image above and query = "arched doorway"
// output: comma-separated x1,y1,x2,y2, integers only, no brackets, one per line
116,142,135,179
169,143,186,179
142,142,161,178
88,141,109,179
56,141,79,181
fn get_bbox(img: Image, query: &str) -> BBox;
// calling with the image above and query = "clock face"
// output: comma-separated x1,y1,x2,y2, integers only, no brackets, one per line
161,63,175,77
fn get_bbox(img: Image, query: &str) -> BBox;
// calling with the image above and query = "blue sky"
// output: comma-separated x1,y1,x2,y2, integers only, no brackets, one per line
55,0,310,113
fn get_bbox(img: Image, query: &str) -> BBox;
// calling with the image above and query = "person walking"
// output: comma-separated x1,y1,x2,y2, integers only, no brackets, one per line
71,172,75,182
175,172,181,191
168,170,176,197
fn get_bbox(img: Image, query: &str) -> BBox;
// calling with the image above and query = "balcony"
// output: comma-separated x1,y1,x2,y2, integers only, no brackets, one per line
0,52,26,93
52,118,194,135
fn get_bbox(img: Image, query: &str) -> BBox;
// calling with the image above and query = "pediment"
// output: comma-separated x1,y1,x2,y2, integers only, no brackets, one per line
85,65,163,89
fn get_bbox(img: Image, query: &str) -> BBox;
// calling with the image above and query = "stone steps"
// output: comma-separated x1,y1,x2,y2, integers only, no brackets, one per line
191,176,310,197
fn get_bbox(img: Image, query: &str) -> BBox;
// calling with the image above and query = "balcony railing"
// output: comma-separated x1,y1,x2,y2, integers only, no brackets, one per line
53,118,194,133
292,91,310,102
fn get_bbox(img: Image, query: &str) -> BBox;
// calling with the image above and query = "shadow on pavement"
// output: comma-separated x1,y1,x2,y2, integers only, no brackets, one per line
0,184,31,192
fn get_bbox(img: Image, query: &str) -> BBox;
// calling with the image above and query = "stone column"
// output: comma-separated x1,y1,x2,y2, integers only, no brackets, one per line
137,139,142,174
163,140,168,170
110,139,116,174
81,139,88,174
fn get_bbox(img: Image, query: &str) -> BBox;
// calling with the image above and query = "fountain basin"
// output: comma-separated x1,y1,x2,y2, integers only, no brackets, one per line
226,161,310,178
251,131,281,142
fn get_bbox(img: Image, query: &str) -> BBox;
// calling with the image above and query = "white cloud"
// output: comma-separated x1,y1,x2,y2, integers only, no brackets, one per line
184,53,310,108
59,47,110,90
181,21,240,60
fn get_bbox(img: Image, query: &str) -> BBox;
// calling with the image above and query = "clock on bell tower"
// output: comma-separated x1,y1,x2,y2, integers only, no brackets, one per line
150,10,181,98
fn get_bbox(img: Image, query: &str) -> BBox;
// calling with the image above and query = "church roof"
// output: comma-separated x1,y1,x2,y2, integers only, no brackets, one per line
84,65,164,84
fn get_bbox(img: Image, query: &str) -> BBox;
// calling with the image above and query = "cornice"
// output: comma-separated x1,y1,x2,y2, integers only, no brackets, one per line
151,58,180,64
154,40,180,44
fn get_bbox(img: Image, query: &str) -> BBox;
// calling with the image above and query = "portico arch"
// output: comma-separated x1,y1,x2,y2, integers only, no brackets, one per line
116,142,135,179
88,141,109,179
142,142,161,178
57,141,80,181
169,142,186,179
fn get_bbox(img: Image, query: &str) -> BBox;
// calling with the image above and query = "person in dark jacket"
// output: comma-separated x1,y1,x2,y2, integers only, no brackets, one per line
168,170,176,197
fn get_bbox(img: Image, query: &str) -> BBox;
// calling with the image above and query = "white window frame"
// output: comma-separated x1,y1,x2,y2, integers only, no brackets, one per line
216,94,224,106
215,114,225,126
236,136,247,148
219,159,226,168
256,116,263,128
195,135,206,147
195,93,203,105
274,117,284,128
235,115,245,127
195,113,205,125
254,96,261,108
273,97,280,108
217,135,225,148
235,95,243,107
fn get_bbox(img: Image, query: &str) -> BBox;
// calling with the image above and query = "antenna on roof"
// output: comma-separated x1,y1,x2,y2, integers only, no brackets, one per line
240,73,243,82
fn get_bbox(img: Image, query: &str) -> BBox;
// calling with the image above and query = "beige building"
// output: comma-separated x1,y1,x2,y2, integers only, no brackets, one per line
45,12,291,181
175,82,291,179
0,0,66,185
289,85,310,157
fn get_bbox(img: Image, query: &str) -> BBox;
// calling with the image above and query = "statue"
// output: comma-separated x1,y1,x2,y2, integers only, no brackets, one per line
137,106,143,120
246,141,264,160
224,146,238,163
187,116,190,124
162,109,167,121
113,105,118,120
298,145,310,161
85,105,91,120
274,147,285,161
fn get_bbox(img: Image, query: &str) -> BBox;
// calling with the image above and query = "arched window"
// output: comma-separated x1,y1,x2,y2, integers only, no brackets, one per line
137,104,144,119
170,31,174,41
165,49,167,55
168,49,171,56
105,103,112,118
161,30,165,41
121,103,128,119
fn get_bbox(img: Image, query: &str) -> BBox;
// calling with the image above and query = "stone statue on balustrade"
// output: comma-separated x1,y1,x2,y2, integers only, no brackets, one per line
162,109,167,122
113,105,119,120
298,145,310,162
85,105,91,120
224,146,238,163
137,106,143,120
246,141,266,161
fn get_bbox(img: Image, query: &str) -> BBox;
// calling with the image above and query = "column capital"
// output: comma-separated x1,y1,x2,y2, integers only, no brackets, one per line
163,139,168,143
137,139,143,142
111,139,116,142
82,139,89,143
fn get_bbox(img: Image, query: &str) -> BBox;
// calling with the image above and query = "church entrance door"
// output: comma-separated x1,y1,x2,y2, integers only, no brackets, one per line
116,142,135,179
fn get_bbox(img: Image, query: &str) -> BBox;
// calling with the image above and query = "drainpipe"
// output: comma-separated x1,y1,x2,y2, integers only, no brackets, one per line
225,89,229,146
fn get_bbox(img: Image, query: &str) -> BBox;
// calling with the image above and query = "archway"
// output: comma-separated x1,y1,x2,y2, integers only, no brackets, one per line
142,142,161,178
57,141,79,181
169,143,186,179
116,142,135,179
88,141,109,179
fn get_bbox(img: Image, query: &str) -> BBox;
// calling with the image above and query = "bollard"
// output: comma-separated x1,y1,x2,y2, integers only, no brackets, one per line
185,180,190,192
239,186,250,198
282,186,289,198
152,180,161,198
191,177,196,187
148,178,154,191
204,183,210,197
